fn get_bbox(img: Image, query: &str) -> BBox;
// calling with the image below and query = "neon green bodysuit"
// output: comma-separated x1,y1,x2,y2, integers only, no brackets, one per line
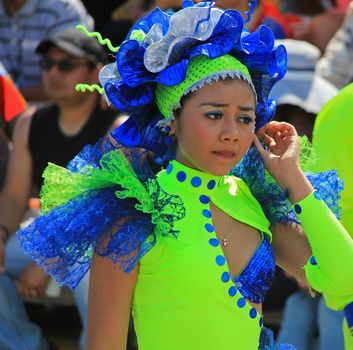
132,160,353,349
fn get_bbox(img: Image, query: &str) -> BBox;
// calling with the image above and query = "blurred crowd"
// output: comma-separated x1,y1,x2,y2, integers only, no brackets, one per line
0,0,352,349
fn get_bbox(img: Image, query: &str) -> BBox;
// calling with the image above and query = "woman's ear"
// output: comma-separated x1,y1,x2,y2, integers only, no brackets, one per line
170,118,177,136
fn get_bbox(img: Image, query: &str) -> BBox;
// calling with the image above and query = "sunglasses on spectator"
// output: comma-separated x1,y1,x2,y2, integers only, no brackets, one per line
40,57,89,73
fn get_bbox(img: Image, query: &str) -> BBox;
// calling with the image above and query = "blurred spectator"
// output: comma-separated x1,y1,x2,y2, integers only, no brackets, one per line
0,61,26,190
0,28,119,350
0,0,93,102
278,291,345,350
281,0,334,15
147,0,181,11
271,39,338,139
280,0,346,53
81,1,122,32
86,0,153,49
316,1,353,88
0,61,27,126
202,0,301,39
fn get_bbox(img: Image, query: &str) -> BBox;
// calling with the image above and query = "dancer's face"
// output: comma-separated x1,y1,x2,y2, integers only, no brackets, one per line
172,79,256,176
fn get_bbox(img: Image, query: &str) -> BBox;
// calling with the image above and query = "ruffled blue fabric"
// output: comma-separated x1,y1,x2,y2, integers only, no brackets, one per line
258,327,296,349
99,1,287,153
231,144,343,225
17,139,185,289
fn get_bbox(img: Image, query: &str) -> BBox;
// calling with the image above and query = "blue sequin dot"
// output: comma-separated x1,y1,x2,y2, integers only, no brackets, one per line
237,297,246,308
294,204,302,214
209,238,219,247
259,317,263,327
177,171,186,182
221,271,230,282
249,308,257,319
228,286,237,297
310,256,317,265
314,191,322,200
216,255,226,266
202,209,212,218
199,195,210,204
191,176,202,188
205,223,215,233
166,163,173,175
207,179,216,190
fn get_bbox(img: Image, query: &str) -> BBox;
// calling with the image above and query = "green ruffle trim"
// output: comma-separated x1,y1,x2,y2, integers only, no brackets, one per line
40,149,181,237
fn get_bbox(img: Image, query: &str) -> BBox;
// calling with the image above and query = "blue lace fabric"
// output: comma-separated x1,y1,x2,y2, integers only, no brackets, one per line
259,327,296,349
17,138,185,289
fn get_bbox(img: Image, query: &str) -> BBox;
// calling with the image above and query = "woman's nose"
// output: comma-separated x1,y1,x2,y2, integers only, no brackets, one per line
220,119,239,141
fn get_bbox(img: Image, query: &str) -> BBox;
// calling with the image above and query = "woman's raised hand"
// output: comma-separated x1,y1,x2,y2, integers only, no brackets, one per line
254,121,313,203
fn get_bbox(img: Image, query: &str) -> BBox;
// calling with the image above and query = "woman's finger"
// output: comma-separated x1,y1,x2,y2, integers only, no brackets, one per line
258,132,276,150
253,135,267,155
264,121,297,136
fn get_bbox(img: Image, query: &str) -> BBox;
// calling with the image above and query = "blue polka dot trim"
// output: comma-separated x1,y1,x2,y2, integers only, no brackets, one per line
207,179,216,190
176,171,186,182
237,297,246,308
310,256,317,265
249,308,257,319
259,317,263,327
294,204,302,214
314,191,322,200
209,238,219,247
228,286,237,297
191,176,202,187
166,163,173,174
205,223,215,233
216,255,226,266
221,271,230,282
199,195,210,204
202,209,212,218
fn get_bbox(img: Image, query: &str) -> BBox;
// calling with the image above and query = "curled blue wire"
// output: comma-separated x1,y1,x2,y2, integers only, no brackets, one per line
244,0,258,23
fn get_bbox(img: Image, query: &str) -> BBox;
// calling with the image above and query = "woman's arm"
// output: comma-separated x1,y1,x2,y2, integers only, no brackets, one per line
271,222,311,287
255,122,353,296
86,253,138,350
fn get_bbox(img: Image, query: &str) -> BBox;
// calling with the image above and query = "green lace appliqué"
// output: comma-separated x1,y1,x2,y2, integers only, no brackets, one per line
40,149,184,238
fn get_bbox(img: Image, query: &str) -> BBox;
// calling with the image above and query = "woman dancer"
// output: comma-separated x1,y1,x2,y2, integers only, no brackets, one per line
18,1,353,349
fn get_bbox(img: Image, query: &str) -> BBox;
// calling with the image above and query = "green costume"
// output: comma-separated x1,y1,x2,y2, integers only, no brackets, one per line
131,160,353,349
312,82,353,349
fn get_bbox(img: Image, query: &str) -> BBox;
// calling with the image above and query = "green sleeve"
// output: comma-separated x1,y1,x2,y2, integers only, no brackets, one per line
292,192,353,304
343,316,353,349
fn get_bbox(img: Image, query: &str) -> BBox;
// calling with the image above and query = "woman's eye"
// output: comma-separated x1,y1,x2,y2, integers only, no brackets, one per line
238,115,253,125
205,111,223,120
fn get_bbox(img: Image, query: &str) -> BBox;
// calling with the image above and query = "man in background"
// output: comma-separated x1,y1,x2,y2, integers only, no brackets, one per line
0,28,119,350
0,0,93,102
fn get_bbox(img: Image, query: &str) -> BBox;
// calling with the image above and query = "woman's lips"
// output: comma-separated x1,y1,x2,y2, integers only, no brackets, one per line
212,150,236,159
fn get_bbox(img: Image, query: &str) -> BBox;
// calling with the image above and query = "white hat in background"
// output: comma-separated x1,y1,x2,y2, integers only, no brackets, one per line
270,39,338,114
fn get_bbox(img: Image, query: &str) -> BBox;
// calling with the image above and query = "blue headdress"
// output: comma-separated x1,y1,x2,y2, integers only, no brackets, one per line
98,0,287,156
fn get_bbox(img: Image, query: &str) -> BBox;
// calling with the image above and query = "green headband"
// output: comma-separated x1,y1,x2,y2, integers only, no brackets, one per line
155,54,255,120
